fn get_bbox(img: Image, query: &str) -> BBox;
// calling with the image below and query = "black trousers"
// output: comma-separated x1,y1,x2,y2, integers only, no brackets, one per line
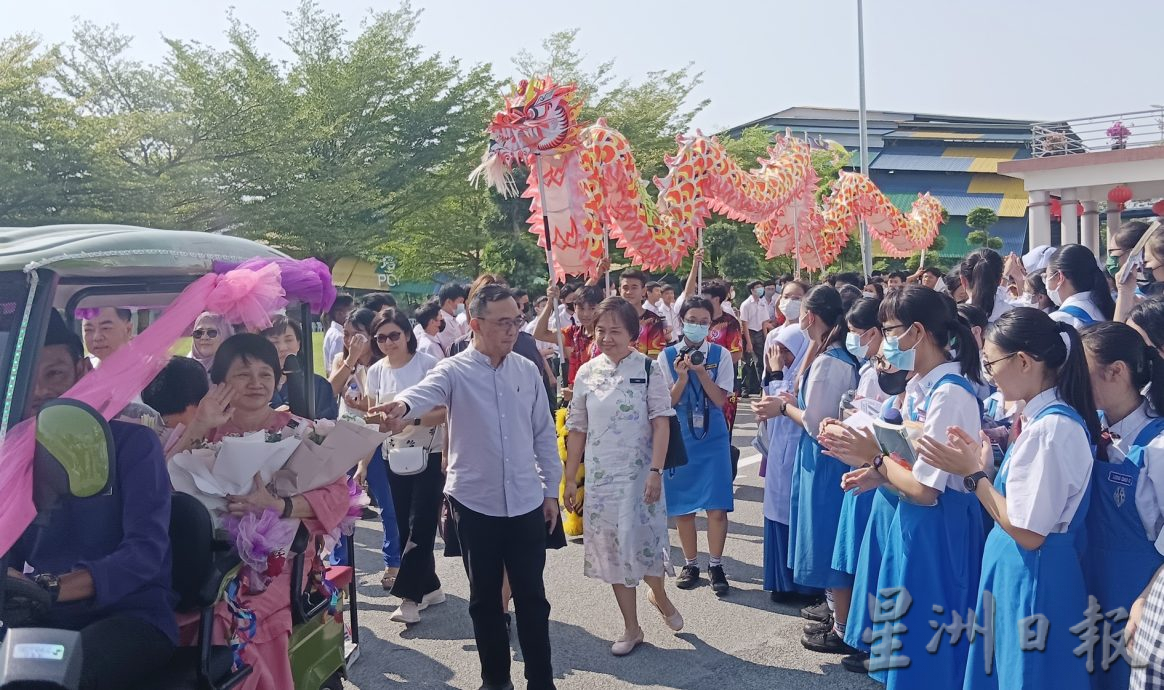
79,615,174,690
746,329,766,394
449,497,555,690
387,452,445,602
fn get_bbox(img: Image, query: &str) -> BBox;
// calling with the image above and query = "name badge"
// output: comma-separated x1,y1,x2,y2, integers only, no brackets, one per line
629,378,647,384
1108,471,1134,487
692,412,705,430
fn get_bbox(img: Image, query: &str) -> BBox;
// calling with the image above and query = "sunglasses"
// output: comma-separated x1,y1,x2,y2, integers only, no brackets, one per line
192,329,219,339
374,331,405,344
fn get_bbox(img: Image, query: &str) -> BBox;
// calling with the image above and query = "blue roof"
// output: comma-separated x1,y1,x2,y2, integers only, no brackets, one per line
871,154,973,173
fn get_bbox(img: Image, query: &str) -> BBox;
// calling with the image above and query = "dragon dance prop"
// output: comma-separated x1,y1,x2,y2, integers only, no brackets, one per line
470,77,688,282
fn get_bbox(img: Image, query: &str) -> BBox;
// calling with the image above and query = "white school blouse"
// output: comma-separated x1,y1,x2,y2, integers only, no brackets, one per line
1106,402,1164,555
906,361,984,493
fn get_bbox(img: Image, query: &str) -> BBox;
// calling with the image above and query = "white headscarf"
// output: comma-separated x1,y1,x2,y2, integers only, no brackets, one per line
188,312,234,371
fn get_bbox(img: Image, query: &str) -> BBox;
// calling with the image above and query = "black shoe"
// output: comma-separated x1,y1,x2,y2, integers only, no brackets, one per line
770,590,797,604
708,565,729,596
800,599,830,621
676,565,700,590
803,615,833,635
477,683,514,690
841,652,870,674
360,506,379,520
801,628,858,655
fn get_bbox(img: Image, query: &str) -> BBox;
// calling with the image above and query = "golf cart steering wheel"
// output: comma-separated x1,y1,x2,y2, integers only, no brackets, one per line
3,573,52,627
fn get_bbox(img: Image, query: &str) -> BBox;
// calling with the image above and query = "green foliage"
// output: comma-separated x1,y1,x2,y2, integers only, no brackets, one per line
966,207,999,233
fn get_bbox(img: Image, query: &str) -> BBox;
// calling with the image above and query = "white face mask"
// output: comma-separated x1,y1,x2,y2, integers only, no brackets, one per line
779,298,801,321
1047,272,1064,307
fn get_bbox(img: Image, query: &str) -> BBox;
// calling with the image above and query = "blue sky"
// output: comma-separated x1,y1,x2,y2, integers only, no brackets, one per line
8,0,1163,131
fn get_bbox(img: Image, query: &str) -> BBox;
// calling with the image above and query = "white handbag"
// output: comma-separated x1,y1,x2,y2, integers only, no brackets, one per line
387,446,427,476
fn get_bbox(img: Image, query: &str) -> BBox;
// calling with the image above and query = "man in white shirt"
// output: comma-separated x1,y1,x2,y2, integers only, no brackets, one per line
374,284,560,690
435,283,468,353
739,280,770,395
322,295,354,375
659,285,683,342
412,299,446,360
82,307,134,367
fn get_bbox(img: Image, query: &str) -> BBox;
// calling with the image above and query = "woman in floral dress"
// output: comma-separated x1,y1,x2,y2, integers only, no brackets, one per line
565,297,682,657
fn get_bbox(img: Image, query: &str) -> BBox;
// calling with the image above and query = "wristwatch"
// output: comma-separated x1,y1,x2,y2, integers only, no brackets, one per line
963,471,989,492
649,467,663,475
412,418,422,427
872,453,886,472
33,573,60,604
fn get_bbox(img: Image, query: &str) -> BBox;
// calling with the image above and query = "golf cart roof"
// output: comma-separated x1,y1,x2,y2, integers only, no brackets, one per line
0,225,287,278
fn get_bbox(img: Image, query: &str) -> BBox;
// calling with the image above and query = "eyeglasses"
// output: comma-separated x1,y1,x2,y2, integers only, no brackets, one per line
374,331,405,344
479,317,526,331
192,329,219,339
683,319,711,327
880,323,910,336
982,352,1018,376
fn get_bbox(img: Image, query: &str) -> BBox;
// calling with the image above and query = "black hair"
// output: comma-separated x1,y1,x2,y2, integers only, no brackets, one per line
957,303,989,332
803,284,848,348
343,307,380,362
1026,270,1049,298
362,292,397,312
142,356,210,417
864,282,885,300
959,248,1005,318
467,283,514,320
923,266,945,278
834,271,864,289
437,283,467,306
1082,321,1164,417
415,299,443,329
881,286,982,384
327,294,354,322
764,278,778,287
700,280,729,303
44,309,84,362
943,271,963,295
846,297,882,331
1048,244,1115,320
210,333,283,388
987,307,1103,455
645,281,663,291
747,279,763,291
662,284,676,294
679,296,715,320
838,284,864,312
370,308,418,357
1113,220,1151,253
824,272,838,286
888,271,907,281
593,296,641,338
1130,298,1164,348
261,314,304,345
576,285,605,307
620,269,649,287
113,308,132,322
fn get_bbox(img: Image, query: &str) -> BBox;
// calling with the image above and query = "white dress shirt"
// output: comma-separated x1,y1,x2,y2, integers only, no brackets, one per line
905,362,984,492
798,345,859,438
437,306,467,352
739,295,770,333
323,321,345,376
1050,293,1105,329
654,340,735,394
656,300,682,341
1105,402,1164,554
395,345,561,518
1004,388,1094,535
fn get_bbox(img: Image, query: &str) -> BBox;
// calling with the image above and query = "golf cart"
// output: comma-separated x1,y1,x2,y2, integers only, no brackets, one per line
0,225,361,690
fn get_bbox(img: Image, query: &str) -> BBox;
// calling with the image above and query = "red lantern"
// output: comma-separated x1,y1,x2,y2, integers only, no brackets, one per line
1050,197,1062,219
1153,199,1164,216
1108,184,1134,211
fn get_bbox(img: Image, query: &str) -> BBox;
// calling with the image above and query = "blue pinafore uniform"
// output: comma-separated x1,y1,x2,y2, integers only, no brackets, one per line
964,404,1094,690
1055,305,1098,326
1084,416,1164,690
871,374,985,688
788,345,859,589
662,344,734,515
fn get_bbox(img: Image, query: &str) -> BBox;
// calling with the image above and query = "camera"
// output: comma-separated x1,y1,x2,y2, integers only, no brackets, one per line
680,348,705,366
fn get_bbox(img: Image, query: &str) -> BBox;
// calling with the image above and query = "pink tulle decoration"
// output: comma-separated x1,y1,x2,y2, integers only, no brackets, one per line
323,479,370,554
214,258,336,314
205,262,287,331
0,264,298,555
224,510,299,572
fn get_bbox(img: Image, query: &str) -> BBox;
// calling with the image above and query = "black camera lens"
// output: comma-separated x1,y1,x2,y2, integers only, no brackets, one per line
688,350,705,366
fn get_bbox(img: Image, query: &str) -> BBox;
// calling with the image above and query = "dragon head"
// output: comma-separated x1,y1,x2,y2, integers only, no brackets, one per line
470,76,584,196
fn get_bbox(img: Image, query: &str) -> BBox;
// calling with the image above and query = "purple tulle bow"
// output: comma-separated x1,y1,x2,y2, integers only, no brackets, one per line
222,509,299,585
213,258,337,314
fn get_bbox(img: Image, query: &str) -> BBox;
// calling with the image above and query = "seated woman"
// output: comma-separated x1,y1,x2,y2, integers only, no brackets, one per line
262,315,338,420
179,333,351,690
189,312,233,371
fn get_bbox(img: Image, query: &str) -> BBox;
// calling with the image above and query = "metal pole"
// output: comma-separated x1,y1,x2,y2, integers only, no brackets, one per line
857,0,874,279
697,228,704,289
603,228,612,295
534,155,568,389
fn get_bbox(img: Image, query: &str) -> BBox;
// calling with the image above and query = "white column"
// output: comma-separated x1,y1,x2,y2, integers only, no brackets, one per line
1028,190,1052,248
1080,200,1101,254
1107,209,1123,255
1060,188,1080,245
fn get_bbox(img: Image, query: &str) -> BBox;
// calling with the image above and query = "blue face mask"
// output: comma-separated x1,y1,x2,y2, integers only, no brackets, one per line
455,303,466,316
882,326,917,371
845,332,869,360
683,322,710,344
753,287,765,298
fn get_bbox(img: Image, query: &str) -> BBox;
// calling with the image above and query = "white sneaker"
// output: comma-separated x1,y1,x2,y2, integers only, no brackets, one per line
390,600,421,624
419,589,447,610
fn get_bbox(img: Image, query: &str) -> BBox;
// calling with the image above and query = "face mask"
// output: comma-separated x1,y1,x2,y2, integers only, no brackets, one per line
882,326,918,371
877,368,909,396
779,298,801,321
845,332,869,359
455,303,466,316
753,287,765,298
1106,255,1121,277
682,322,709,344
1047,273,1063,307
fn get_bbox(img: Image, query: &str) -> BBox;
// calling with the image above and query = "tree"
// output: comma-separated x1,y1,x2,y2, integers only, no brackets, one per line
966,207,1002,250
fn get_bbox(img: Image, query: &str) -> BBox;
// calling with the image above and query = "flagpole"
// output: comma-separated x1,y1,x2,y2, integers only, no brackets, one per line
857,0,874,279
534,154,568,389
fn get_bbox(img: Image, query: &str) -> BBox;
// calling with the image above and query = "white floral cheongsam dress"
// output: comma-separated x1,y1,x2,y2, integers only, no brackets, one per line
566,350,676,586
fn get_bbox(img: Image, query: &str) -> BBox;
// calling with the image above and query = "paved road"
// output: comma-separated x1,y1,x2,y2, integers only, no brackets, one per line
343,405,878,690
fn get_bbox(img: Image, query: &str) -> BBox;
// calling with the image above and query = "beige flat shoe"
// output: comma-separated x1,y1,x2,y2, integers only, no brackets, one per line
647,590,684,632
611,630,644,656
381,567,399,591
